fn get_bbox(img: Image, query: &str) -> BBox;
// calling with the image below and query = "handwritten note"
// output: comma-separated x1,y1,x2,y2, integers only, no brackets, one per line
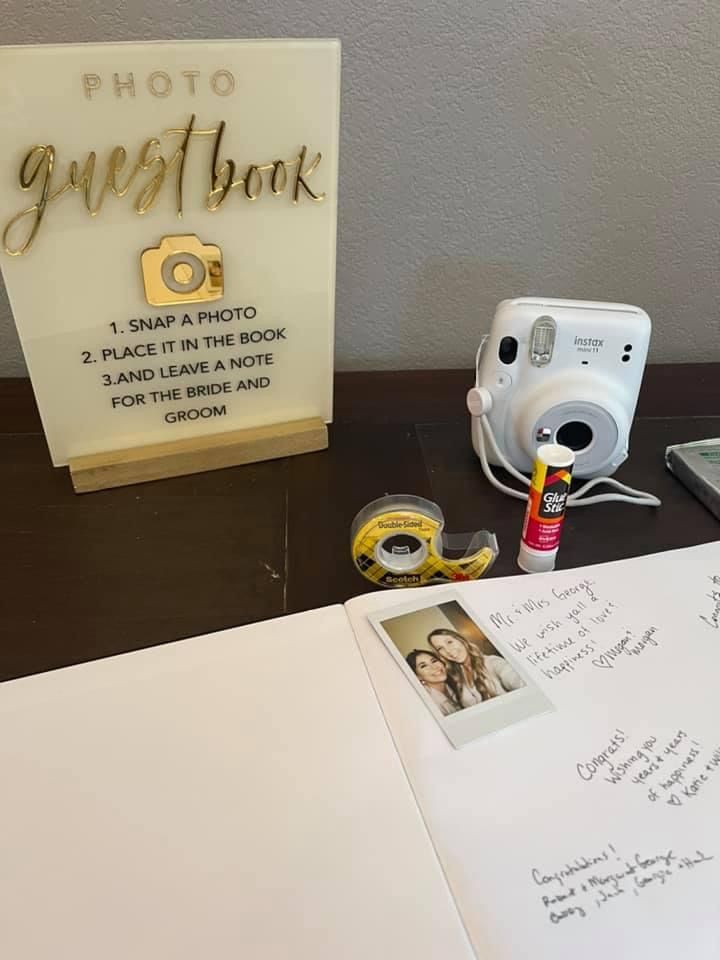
699,575,720,630
488,578,662,682
576,728,720,807
532,841,714,925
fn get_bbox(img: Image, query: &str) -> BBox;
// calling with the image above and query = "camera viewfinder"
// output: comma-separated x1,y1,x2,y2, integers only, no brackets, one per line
498,336,518,364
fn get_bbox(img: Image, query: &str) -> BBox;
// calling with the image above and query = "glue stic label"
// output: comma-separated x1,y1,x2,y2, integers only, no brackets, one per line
521,456,573,551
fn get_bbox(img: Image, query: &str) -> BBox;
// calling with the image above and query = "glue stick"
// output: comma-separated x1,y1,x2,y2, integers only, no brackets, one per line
517,444,575,574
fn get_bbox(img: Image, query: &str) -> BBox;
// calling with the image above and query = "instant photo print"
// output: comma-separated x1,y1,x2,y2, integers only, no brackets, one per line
370,591,554,748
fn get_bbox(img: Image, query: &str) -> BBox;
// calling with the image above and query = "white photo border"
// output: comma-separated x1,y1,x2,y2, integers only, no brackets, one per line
368,588,555,748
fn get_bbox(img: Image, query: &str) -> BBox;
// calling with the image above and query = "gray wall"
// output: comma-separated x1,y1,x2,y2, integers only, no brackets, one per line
1,1,719,375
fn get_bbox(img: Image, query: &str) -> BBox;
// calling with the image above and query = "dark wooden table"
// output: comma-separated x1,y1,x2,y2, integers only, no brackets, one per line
2,365,719,682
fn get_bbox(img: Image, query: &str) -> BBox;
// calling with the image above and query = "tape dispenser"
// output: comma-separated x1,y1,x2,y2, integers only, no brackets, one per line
351,495,498,588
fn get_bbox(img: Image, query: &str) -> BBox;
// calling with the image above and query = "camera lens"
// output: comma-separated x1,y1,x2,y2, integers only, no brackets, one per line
161,252,207,295
556,421,593,452
498,336,518,364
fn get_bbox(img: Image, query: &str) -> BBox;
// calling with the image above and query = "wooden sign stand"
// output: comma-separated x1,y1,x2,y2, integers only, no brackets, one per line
68,417,328,493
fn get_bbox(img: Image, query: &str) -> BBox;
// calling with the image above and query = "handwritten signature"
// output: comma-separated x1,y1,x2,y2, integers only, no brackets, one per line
533,842,714,925
699,576,720,630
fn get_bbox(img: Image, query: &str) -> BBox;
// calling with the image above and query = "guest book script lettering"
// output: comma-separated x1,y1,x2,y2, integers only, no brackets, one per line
3,117,325,256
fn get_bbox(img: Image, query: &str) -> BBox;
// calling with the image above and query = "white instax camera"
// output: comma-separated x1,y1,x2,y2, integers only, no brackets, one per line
469,298,651,480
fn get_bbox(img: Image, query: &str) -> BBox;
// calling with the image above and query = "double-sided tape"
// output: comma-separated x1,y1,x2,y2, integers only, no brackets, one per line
351,495,498,588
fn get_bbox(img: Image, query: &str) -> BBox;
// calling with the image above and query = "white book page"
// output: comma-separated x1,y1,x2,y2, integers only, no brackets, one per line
0,606,475,960
347,542,720,960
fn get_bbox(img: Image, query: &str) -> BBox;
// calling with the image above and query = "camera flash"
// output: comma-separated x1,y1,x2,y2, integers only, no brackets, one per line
530,316,556,367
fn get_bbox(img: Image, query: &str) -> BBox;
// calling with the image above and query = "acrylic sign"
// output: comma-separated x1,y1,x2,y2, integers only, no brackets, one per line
0,40,340,465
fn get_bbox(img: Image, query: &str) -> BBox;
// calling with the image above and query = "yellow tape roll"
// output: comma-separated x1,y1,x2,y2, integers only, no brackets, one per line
351,495,498,588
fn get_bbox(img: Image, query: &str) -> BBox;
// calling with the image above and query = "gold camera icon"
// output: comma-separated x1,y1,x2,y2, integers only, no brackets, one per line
141,234,223,307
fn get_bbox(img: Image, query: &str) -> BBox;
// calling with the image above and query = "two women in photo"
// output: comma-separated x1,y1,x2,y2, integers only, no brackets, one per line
406,628,524,715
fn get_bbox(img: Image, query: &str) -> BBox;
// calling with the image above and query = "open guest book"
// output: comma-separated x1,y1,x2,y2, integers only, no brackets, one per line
2,542,720,958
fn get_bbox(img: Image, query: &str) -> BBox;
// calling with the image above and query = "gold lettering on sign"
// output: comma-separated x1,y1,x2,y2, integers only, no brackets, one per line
207,120,234,212
293,145,324,205
201,118,326,211
112,73,136,98
83,69,237,99
4,145,55,255
148,71,172,98
244,165,263,200
271,161,287,195
211,70,235,96
2,116,327,256
181,70,200,94
134,140,170,213
82,74,102,99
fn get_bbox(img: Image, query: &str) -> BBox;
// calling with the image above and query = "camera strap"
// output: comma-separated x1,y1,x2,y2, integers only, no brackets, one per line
471,339,661,508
